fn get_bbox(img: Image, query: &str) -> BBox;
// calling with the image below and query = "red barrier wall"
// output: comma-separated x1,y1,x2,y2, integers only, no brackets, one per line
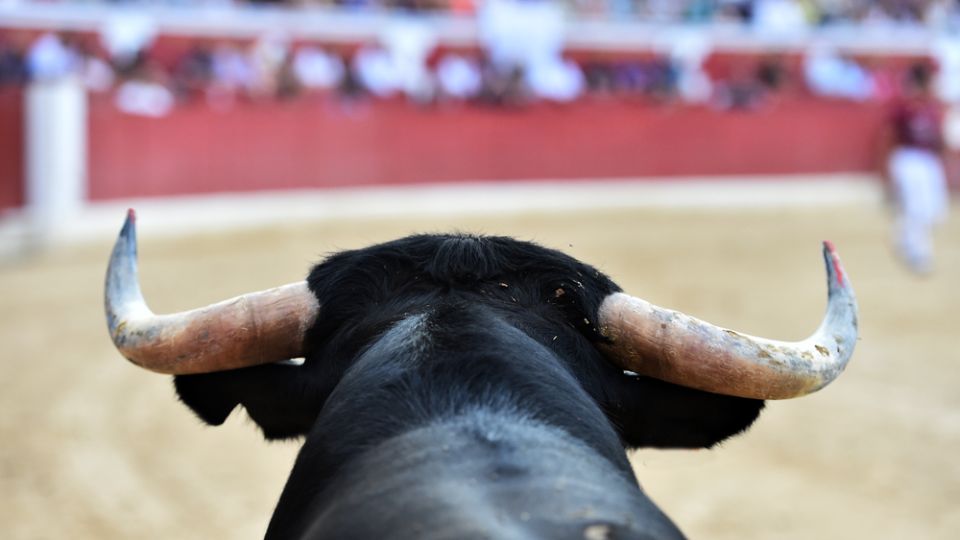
88,97,888,201
0,89,24,211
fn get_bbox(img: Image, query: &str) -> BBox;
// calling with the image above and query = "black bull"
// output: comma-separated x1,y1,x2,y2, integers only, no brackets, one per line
106,228,856,539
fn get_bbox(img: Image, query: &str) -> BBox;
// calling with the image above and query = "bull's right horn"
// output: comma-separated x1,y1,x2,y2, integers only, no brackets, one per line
598,241,858,400
104,210,320,375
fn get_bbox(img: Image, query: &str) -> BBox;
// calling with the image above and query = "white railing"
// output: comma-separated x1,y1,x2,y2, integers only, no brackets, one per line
0,3,943,55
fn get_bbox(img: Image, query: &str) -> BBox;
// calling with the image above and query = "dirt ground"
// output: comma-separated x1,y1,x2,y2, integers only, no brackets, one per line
1,201,957,539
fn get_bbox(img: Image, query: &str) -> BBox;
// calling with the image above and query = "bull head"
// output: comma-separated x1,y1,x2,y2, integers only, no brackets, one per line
105,210,857,400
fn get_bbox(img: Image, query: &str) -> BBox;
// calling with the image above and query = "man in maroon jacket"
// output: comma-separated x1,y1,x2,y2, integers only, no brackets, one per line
886,63,950,274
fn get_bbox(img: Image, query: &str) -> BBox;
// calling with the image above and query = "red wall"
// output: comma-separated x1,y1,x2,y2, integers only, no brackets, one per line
87,96,889,201
0,89,24,211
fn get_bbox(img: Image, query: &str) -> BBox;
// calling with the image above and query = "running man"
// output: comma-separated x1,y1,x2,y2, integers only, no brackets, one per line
886,63,951,274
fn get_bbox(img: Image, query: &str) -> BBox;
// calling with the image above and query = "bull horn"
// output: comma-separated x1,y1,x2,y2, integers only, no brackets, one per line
104,210,320,374
597,241,858,399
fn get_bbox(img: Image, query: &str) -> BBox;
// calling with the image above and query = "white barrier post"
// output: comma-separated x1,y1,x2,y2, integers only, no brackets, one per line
24,77,87,247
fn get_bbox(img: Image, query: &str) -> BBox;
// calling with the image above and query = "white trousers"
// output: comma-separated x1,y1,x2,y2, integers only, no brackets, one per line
888,147,950,269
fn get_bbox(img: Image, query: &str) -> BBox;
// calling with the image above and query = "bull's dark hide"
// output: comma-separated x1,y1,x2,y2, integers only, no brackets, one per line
174,234,764,539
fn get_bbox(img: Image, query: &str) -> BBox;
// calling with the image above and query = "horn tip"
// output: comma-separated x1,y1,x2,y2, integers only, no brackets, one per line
123,208,136,231
118,208,138,246
821,240,847,290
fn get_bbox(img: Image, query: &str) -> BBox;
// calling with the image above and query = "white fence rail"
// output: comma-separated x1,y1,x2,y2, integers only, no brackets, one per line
0,3,944,55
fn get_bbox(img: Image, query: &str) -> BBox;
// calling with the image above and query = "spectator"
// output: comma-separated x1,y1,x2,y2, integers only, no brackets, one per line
478,0,584,102
753,0,811,33
714,66,767,110
76,42,114,93
0,38,27,87
477,60,529,107
804,45,875,101
275,52,302,99
436,53,483,100
248,33,292,99
172,44,214,100
670,31,713,103
112,45,175,117
353,43,403,98
353,20,438,103
756,56,789,94
100,12,157,73
380,19,438,102
715,0,753,23
293,45,346,92
210,42,255,99
26,33,80,82
527,57,585,102
582,61,617,96
933,36,960,103
114,74,175,117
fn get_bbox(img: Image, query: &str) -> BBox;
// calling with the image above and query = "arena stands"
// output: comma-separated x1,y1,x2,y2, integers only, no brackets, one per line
1,0,958,215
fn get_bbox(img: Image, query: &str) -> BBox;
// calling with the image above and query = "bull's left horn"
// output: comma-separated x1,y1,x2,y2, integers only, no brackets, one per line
597,241,858,399
104,210,320,374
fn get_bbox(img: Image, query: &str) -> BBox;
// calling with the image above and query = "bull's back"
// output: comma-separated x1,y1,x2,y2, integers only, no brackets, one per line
298,411,684,540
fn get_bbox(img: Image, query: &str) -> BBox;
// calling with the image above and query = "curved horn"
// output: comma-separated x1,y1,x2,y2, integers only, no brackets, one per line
104,210,320,374
598,242,858,400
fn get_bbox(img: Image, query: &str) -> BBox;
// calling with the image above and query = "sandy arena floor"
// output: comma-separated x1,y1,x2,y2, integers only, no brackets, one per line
1,200,957,539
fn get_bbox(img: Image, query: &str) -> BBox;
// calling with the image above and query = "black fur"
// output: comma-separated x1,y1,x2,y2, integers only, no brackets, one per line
174,234,764,539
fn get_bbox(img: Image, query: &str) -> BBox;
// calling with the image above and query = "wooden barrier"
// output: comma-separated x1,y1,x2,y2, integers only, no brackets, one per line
85,96,889,201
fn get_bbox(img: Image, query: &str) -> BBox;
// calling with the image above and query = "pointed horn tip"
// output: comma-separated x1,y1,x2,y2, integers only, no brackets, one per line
821,240,848,290
120,208,137,237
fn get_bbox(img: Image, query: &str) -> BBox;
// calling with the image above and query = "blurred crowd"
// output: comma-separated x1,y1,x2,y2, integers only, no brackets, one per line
9,0,960,27
2,0,958,115
0,27,940,116
564,0,960,27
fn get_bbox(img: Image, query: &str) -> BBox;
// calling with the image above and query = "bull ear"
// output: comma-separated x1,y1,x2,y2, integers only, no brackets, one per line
173,366,325,440
611,375,765,449
174,373,241,426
